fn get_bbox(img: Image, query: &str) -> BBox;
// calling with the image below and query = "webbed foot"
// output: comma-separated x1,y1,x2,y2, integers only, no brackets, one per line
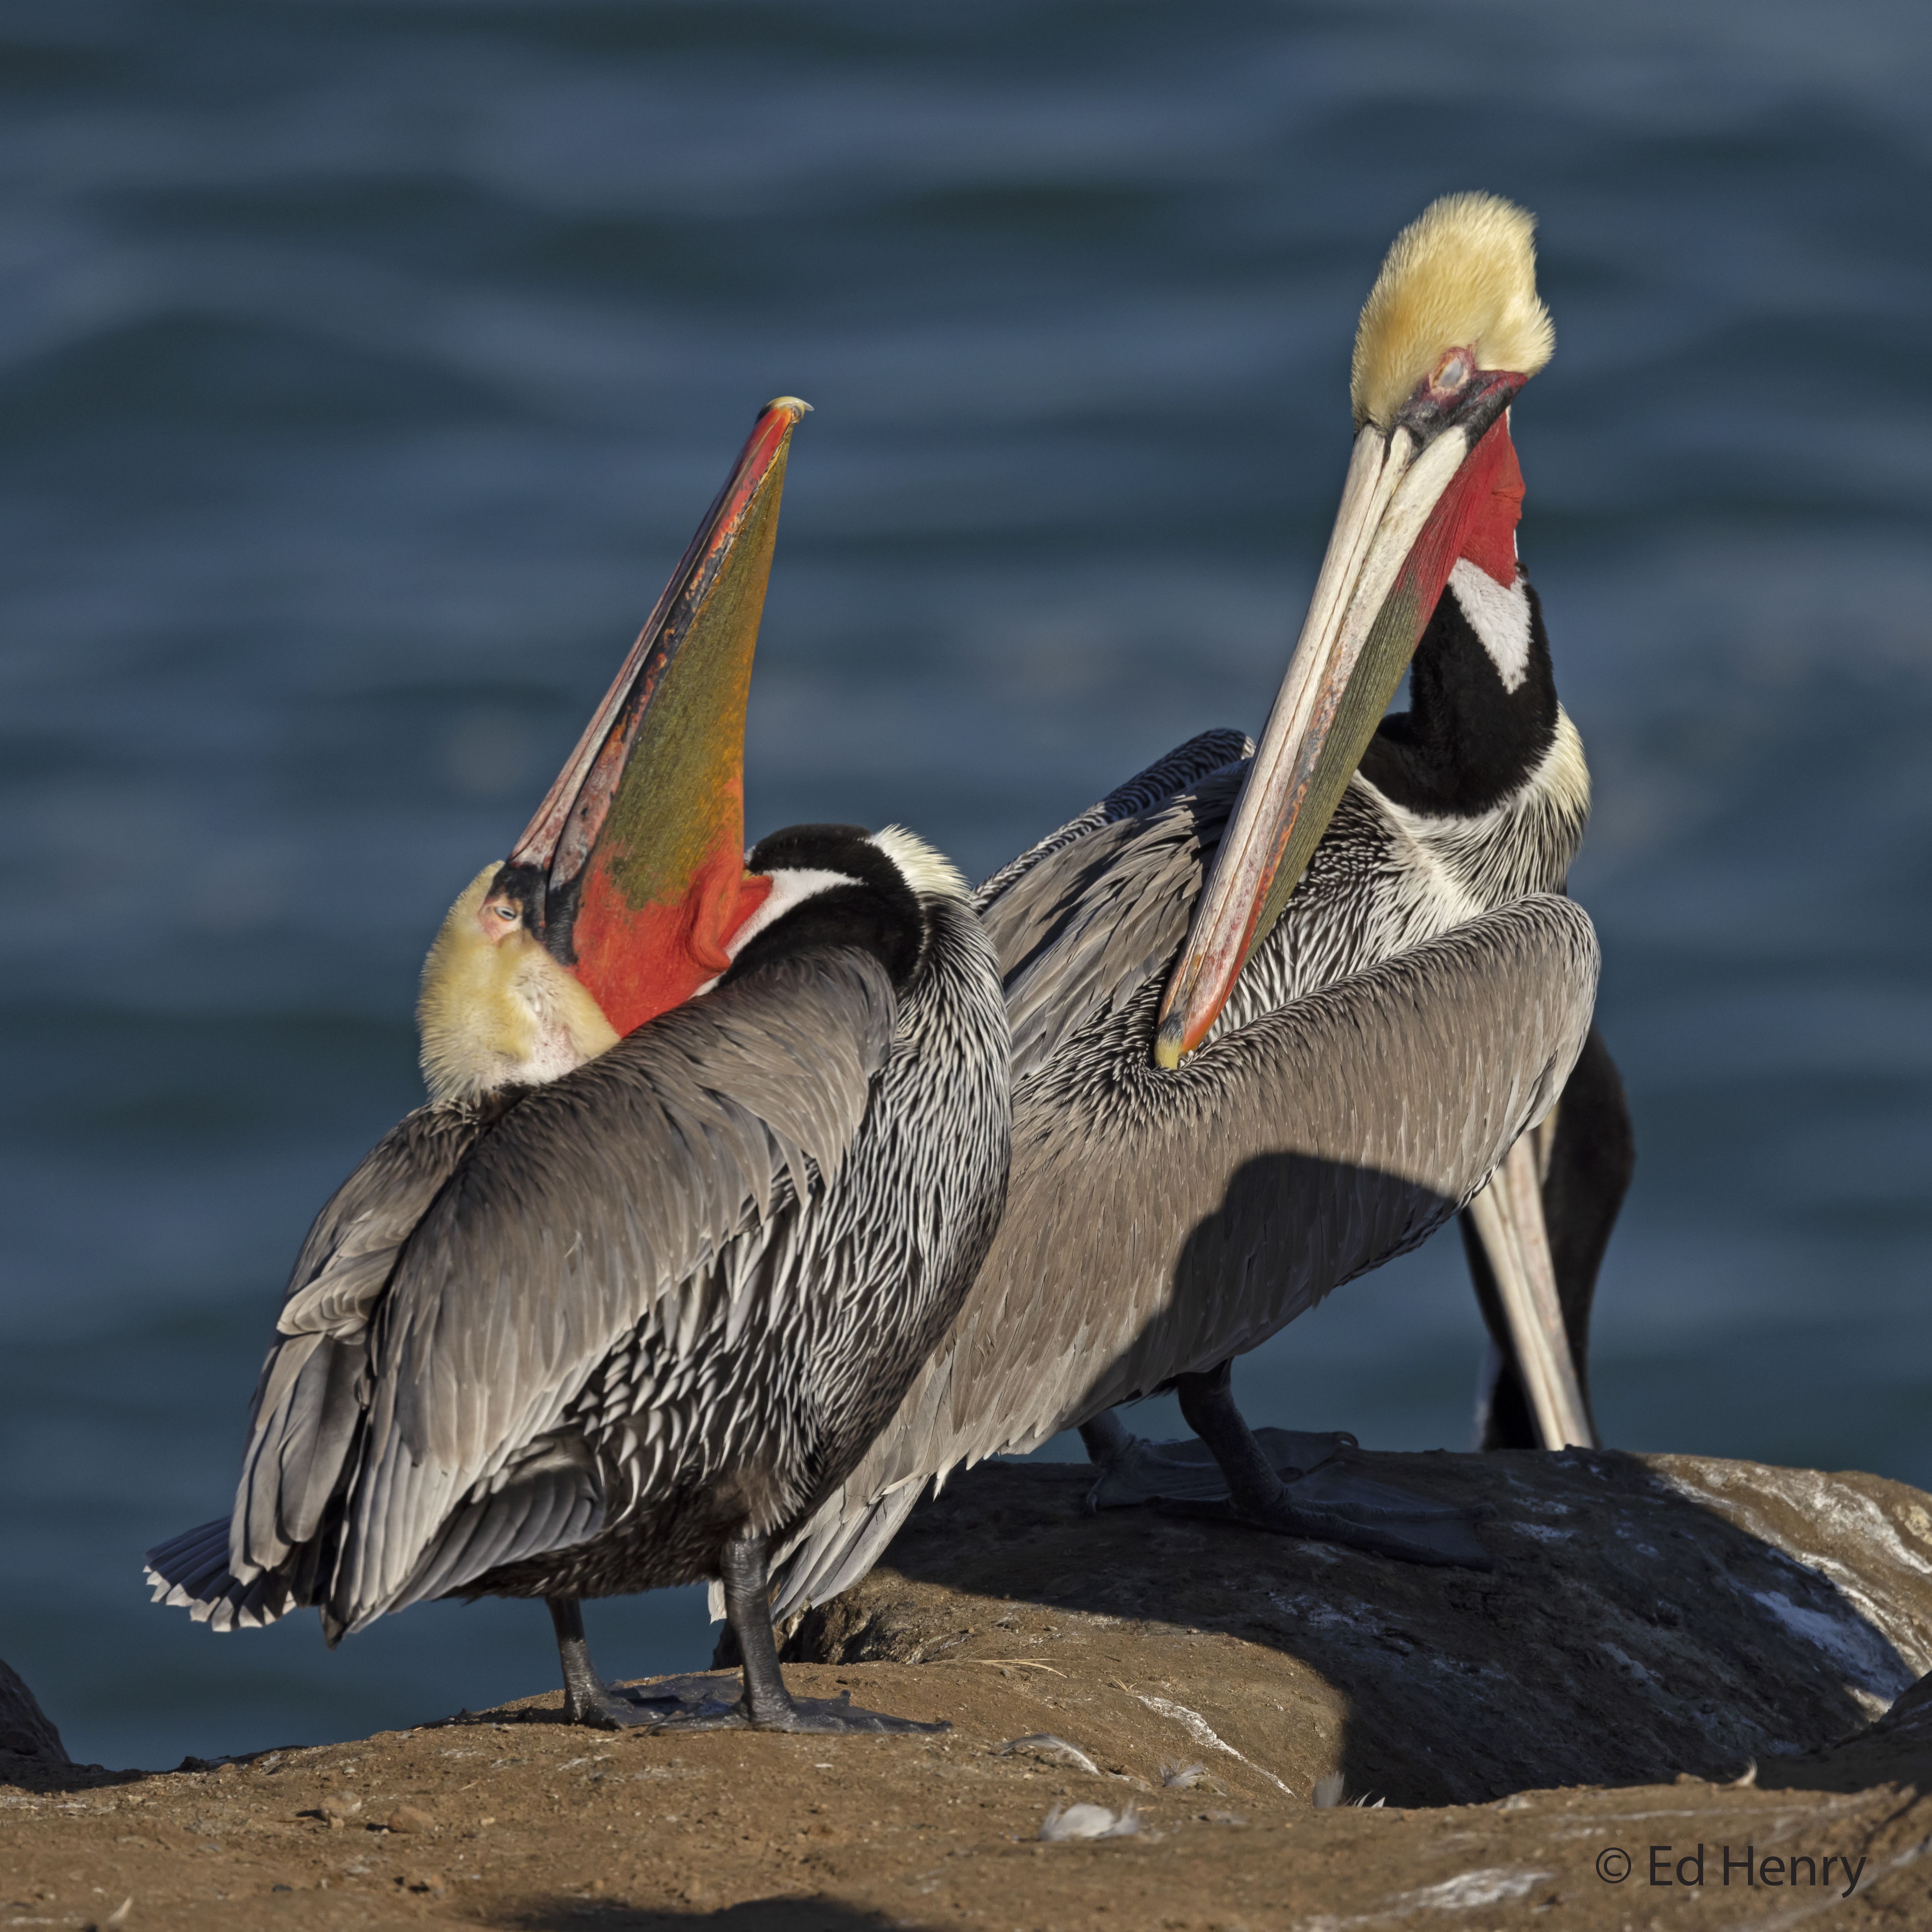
1158,1454,1495,1570
1094,1370,1496,1570
568,1672,741,1730
647,1685,947,1735
1085,1424,1356,1510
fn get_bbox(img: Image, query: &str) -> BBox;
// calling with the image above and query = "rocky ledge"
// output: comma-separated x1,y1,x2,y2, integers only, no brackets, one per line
782,1446,1932,1805
4,1448,1930,1931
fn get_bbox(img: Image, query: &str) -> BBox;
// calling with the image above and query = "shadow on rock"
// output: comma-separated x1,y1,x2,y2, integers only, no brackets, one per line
777,1450,1932,1808
1761,1668,1932,1793
501,1900,924,1932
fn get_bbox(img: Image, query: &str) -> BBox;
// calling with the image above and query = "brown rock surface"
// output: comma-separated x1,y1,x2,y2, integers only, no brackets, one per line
783,1449,1932,1805
3,1450,1930,1930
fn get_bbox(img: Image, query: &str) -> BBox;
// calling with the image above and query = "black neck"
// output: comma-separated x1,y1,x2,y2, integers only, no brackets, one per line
724,824,929,991
1357,571,1558,818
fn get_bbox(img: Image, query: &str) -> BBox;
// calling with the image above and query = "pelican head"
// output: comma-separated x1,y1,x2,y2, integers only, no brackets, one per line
1156,194,1553,1067
416,396,814,1101
418,866,622,1103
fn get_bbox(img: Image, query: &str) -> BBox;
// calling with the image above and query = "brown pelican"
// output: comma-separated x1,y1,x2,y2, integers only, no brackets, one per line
146,400,1011,1734
768,193,1609,1615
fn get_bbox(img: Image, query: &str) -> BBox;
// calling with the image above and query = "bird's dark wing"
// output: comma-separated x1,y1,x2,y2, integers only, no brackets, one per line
151,950,896,1636
771,895,1598,1615
973,728,1251,911
323,949,897,1633
985,768,1243,1078
144,1103,495,1630
229,1104,495,1581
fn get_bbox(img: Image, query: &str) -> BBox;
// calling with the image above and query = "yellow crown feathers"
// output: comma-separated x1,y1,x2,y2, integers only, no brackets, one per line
1350,192,1554,429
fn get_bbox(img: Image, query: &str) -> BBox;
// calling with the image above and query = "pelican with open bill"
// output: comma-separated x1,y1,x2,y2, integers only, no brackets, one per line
766,196,1614,1621
147,399,1011,1736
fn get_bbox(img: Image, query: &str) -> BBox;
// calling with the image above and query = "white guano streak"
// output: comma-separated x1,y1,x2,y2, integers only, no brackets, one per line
1133,1694,1294,1795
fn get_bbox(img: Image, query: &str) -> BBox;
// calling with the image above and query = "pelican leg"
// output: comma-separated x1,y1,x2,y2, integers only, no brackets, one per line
1079,1407,1357,1511
1078,1410,1135,1467
1163,1361,1494,1570
648,1533,949,1737
548,1596,712,1729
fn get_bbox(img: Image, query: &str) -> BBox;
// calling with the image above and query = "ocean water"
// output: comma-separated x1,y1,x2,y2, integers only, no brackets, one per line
3,0,1930,1772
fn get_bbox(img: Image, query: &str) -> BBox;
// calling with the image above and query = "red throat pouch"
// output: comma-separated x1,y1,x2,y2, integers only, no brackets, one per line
1456,418,1525,587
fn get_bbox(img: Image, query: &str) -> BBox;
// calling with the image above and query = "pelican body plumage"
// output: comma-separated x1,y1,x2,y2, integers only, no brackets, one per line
148,404,1012,1735
769,194,1627,1617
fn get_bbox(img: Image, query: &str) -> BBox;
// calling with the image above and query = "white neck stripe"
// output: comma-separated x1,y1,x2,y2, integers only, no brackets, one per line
690,867,863,997
1448,558,1533,693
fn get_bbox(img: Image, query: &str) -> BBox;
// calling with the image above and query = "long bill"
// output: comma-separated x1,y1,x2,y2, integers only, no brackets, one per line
490,395,810,1037
1154,370,1525,1068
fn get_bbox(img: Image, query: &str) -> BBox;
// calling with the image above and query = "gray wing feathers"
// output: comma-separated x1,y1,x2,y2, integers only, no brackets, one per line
989,773,1236,1079
771,895,1598,1615
231,1105,492,1581
392,1441,606,1612
151,1105,497,1625
954,893,1598,1447
771,1484,925,1622
276,1105,491,1340
332,951,896,1631
146,1517,302,1631
974,728,1251,910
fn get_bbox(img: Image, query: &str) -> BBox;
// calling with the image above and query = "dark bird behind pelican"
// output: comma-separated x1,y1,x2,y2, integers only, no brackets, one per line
147,401,1010,1735
770,195,1618,1618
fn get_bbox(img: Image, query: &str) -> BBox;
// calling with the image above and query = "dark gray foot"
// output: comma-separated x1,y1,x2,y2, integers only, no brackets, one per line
566,1675,739,1731
1136,1368,1496,1571
1160,1463,1495,1570
697,1532,948,1736
1082,1421,1358,1510
573,1684,710,1730
550,1597,696,1729
646,1685,946,1735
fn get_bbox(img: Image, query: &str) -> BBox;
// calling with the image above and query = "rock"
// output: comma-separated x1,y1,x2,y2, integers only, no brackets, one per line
0,1659,69,1767
782,1448,1932,1807
7,1563,1932,1930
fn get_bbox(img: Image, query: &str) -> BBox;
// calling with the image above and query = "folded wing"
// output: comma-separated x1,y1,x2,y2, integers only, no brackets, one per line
150,950,896,1636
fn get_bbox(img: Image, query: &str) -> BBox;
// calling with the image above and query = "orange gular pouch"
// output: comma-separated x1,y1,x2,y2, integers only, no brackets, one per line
502,400,804,1038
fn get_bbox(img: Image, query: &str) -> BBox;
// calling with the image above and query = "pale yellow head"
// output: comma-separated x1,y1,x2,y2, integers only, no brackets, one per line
1350,192,1554,430
417,867,622,1105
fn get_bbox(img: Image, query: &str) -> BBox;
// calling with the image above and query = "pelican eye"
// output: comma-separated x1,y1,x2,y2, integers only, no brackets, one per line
1429,349,1474,397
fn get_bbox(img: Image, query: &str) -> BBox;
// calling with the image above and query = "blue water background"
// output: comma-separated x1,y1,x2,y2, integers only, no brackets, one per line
4,1,1930,1771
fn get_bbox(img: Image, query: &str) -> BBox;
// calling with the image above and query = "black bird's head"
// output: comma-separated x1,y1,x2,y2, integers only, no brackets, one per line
720,823,970,992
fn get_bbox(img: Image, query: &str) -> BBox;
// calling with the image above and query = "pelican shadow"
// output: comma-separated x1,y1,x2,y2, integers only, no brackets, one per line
770,1154,1927,1808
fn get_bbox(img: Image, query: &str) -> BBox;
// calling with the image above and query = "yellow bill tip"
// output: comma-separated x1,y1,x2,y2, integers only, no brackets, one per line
1153,1016,1188,1071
